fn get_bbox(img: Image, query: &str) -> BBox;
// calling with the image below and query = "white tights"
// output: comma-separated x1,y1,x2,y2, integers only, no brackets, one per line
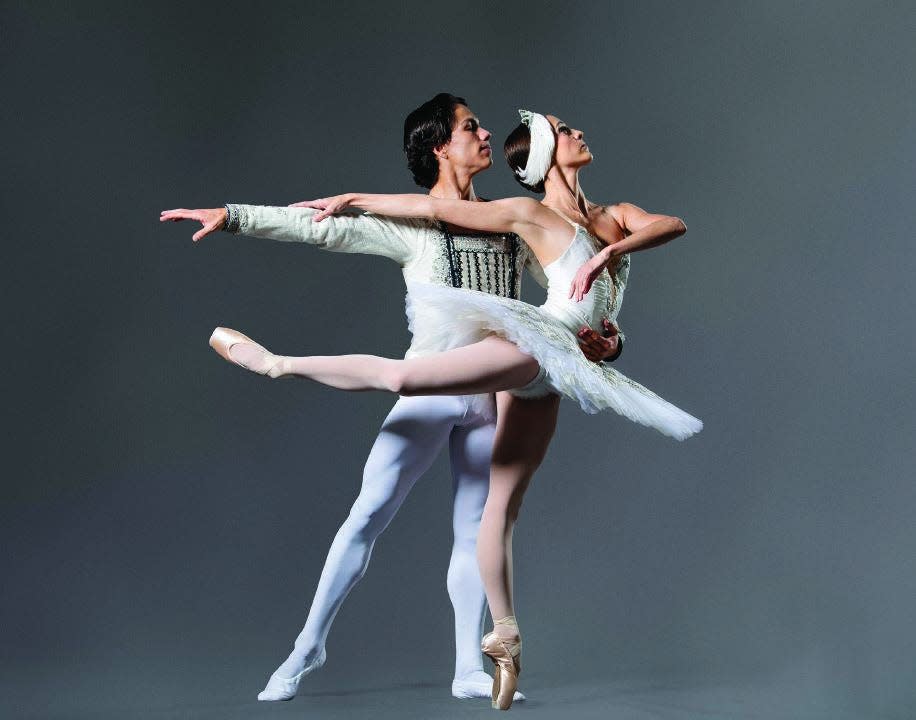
273,395,494,681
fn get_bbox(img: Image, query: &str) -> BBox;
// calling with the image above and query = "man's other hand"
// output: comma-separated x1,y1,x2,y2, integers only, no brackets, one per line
577,319,620,362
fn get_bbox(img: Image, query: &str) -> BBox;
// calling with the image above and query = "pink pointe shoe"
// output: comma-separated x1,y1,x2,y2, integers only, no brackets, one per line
481,627,522,711
208,327,289,378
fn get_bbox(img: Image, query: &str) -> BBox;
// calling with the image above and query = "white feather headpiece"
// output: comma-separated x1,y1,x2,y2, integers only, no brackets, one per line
515,109,555,186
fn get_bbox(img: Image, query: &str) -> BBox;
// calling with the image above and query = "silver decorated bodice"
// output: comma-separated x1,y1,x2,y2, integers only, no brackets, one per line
433,222,523,298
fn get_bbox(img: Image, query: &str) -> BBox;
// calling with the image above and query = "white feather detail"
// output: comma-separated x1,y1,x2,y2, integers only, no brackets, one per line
516,109,555,186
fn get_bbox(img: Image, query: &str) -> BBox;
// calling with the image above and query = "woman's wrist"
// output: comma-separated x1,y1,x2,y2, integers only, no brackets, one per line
602,243,621,264
593,249,612,272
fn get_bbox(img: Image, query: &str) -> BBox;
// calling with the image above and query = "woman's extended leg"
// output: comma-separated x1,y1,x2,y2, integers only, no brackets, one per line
477,391,560,710
211,328,541,395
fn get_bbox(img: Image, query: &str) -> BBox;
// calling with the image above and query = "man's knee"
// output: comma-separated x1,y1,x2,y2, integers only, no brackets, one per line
347,484,403,537
451,513,482,550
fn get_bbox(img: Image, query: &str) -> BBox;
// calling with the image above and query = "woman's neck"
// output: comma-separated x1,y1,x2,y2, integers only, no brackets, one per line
542,166,589,220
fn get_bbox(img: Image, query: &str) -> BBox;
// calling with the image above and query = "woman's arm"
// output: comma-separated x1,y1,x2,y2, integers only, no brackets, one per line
568,203,686,301
602,203,687,257
300,193,546,237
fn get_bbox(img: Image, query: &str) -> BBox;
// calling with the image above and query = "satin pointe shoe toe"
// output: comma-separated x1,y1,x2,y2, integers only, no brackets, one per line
481,631,522,711
209,327,288,378
257,648,327,701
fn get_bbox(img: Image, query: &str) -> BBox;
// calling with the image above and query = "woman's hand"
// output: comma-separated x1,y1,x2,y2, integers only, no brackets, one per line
288,193,356,221
159,208,227,242
568,256,607,302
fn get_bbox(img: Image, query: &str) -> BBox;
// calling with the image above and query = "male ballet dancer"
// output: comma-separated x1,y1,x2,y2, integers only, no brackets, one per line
162,93,619,701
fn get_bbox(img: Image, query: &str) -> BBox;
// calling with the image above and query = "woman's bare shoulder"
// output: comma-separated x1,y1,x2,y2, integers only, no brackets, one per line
587,203,627,241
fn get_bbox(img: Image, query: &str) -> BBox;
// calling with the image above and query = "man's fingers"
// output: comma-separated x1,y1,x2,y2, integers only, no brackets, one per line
192,222,216,242
579,332,610,354
577,337,600,360
162,209,200,223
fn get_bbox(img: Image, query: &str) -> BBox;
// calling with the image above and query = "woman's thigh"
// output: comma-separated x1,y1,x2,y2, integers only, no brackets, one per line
398,336,541,396
488,391,561,502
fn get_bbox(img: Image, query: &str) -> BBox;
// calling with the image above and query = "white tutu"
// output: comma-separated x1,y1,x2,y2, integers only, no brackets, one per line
405,280,702,441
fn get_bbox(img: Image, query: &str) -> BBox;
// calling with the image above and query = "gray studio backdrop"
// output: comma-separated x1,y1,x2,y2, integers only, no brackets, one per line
3,2,914,719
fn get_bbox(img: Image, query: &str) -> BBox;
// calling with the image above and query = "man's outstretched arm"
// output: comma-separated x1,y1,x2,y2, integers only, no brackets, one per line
159,204,420,265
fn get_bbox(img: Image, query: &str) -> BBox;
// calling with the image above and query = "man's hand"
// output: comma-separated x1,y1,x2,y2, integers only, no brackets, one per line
159,208,227,242
576,319,620,363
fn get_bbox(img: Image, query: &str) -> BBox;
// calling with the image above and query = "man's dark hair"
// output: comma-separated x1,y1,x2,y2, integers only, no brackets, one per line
403,93,467,189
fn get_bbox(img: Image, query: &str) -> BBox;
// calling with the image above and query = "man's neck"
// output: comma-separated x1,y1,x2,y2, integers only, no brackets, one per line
428,167,479,201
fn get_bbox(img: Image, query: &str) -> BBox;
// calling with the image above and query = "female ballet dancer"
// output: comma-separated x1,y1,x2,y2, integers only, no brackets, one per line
169,110,702,709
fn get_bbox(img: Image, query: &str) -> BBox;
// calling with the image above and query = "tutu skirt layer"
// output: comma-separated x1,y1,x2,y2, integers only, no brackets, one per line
405,281,702,441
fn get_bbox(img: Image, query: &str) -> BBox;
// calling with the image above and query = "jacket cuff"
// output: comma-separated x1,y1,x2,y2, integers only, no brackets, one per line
223,204,248,234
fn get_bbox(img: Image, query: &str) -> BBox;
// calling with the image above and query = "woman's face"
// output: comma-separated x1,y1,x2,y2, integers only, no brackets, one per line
546,114,592,169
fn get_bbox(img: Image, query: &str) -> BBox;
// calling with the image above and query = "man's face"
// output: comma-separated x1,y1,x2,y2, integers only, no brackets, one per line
440,105,492,177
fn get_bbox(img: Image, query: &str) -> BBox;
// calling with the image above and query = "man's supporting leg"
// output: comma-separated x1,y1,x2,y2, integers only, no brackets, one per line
447,417,492,681
263,396,463,689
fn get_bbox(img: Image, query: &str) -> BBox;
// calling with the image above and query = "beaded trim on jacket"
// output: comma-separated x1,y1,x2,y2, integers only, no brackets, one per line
438,222,522,299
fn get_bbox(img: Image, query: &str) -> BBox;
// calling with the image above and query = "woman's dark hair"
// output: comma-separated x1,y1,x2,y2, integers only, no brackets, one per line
403,93,467,189
504,122,545,194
